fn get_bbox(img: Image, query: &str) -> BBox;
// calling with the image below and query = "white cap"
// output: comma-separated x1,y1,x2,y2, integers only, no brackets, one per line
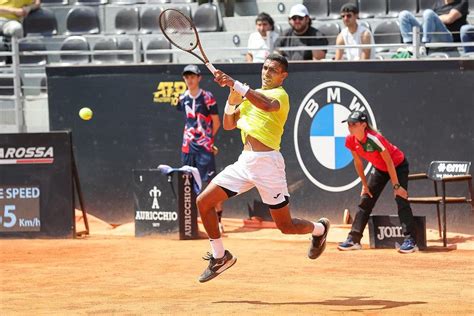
288,4,309,18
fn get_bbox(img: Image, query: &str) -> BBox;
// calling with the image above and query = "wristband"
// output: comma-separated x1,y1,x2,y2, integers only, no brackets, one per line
233,80,250,97
224,101,236,115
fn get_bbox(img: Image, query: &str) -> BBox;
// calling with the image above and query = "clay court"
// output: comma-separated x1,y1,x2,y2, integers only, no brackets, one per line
1,216,473,315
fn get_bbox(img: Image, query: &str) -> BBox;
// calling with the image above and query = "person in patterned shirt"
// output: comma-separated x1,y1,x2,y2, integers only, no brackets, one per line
338,111,418,254
177,64,224,231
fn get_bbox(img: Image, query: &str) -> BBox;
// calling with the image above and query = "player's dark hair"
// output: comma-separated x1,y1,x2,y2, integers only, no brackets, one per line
256,12,275,31
265,53,288,72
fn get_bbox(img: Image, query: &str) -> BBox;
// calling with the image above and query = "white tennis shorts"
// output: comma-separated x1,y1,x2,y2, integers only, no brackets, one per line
211,150,289,205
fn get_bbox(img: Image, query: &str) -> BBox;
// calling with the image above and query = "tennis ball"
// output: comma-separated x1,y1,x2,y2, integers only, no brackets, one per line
79,107,93,121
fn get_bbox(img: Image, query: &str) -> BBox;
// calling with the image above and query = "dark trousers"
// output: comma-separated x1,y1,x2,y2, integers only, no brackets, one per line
349,159,416,243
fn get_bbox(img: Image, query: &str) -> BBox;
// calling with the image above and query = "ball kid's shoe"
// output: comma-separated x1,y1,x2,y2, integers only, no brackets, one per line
337,236,362,251
398,237,419,254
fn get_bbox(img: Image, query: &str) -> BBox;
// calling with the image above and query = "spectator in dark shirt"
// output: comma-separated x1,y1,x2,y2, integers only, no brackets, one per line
274,4,328,60
399,0,469,44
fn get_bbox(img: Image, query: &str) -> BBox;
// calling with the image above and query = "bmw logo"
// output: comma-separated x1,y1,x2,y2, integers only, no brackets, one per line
294,81,377,192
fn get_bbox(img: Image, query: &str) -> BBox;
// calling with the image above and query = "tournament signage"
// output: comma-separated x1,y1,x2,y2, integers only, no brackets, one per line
133,169,199,239
294,81,377,192
178,172,199,240
368,215,427,249
427,161,471,180
133,169,179,236
0,132,74,238
0,186,41,232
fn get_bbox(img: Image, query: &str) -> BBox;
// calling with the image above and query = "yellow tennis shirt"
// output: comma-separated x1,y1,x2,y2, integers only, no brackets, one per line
236,86,289,150
0,0,34,20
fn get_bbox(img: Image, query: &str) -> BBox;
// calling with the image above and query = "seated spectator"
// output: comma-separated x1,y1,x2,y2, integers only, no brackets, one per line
335,3,375,60
460,24,474,53
398,0,469,46
0,0,41,38
246,12,279,63
274,3,328,61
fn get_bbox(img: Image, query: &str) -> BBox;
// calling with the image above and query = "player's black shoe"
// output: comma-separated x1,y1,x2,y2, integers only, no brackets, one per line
198,250,237,283
308,218,330,260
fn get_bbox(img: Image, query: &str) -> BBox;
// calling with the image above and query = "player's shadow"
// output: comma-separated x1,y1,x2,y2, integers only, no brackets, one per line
214,296,427,311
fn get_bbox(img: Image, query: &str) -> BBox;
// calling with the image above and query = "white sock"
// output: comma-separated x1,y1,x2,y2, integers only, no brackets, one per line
312,222,325,236
209,238,225,259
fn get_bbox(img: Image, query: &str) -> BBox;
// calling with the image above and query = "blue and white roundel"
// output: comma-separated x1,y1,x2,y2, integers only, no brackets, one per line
309,104,352,170
294,81,376,192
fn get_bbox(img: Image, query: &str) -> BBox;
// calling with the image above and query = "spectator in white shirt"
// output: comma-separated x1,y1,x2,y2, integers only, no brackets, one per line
335,3,375,60
246,12,279,63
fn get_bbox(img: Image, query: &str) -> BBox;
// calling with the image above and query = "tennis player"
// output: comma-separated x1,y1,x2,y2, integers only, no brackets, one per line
196,54,330,283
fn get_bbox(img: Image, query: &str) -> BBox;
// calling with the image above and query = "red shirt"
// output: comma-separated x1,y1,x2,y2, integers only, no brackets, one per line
345,129,405,172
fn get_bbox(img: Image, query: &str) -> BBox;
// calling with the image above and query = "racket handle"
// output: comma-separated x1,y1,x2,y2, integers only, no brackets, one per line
205,63,217,75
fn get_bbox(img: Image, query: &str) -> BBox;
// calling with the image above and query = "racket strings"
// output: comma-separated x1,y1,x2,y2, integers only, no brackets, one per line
160,11,197,51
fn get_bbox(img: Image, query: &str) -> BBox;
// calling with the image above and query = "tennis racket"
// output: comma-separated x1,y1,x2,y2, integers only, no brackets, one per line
159,9,217,75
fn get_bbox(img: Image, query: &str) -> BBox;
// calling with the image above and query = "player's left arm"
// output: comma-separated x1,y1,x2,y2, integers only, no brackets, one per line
380,150,408,199
214,69,280,112
245,89,280,112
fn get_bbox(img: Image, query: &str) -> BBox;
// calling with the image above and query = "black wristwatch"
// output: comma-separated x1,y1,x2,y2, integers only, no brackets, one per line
393,183,401,190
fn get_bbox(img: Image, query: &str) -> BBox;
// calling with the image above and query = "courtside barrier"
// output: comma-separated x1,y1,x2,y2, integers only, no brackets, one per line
0,131,76,237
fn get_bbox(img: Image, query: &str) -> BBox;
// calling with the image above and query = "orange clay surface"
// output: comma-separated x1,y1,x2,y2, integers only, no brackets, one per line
1,214,473,315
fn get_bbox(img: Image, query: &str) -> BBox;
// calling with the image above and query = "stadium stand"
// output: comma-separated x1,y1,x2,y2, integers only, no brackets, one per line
74,0,108,5
140,7,163,33
389,0,418,18
117,37,138,63
373,20,402,52
303,0,329,20
19,39,48,65
418,0,434,15
193,3,222,32
59,36,91,64
40,0,68,6
0,42,7,65
358,0,387,19
114,7,140,34
143,35,172,63
316,21,341,46
65,6,101,35
23,8,58,36
91,37,119,63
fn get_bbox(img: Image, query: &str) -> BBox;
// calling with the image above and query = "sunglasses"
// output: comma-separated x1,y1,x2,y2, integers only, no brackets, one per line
289,16,305,21
341,13,354,18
